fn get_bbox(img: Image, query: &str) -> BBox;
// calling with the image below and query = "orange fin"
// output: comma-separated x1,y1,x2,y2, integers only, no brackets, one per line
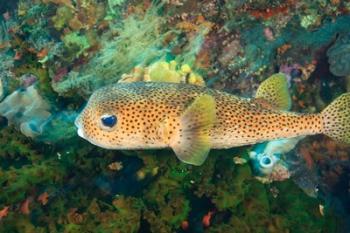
170,94,216,165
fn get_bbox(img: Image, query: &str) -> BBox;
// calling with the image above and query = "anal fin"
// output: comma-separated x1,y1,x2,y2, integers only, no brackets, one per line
171,94,216,166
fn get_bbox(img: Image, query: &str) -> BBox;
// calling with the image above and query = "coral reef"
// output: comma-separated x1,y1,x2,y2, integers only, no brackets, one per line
0,0,349,232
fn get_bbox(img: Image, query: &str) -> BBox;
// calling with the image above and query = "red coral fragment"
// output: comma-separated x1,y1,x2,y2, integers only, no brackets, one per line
202,211,214,227
181,220,189,230
20,198,31,215
250,5,289,20
0,206,9,219
37,192,49,205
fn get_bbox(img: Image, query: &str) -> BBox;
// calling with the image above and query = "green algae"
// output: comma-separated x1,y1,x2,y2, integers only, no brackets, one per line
0,140,341,232
62,32,91,59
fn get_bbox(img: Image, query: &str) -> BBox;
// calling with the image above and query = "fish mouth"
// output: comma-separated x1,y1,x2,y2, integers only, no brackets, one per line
77,127,85,138
74,115,85,139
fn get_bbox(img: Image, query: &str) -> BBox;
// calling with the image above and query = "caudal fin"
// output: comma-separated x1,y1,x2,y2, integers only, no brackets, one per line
322,93,350,144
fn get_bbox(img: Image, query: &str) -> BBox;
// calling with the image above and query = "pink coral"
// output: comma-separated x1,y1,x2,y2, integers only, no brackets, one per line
20,74,37,87
279,63,301,85
53,67,68,83
264,27,274,41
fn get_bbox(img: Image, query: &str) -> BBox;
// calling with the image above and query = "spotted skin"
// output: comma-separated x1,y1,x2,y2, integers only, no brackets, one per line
322,93,350,144
75,82,328,152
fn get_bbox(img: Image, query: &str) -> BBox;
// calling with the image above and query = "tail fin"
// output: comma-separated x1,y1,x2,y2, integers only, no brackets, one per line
321,93,350,144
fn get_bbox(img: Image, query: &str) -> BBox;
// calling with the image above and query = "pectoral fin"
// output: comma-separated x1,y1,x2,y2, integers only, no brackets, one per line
171,94,216,166
255,73,291,111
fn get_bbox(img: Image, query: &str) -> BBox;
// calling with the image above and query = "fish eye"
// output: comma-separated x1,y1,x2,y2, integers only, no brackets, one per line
259,155,274,168
101,114,117,128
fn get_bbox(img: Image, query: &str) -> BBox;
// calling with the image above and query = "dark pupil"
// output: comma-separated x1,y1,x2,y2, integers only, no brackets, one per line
101,115,117,127
262,157,271,165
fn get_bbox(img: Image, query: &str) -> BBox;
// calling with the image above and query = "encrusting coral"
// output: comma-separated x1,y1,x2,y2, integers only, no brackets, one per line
119,60,205,86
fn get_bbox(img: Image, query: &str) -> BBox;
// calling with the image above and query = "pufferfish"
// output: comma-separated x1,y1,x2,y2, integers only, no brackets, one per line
75,74,350,165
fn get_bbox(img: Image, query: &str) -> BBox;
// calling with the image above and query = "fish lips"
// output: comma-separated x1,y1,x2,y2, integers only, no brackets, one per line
74,115,85,139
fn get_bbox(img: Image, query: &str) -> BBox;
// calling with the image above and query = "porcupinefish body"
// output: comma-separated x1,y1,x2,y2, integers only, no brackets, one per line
75,74,350,165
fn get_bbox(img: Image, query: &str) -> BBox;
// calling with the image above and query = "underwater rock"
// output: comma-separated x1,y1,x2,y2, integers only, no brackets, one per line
0,85,51,138
286,149,320,198
327,33,350,77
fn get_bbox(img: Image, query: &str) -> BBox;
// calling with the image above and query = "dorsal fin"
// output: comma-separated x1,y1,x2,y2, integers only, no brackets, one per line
255,73,291,111
170,94,216,166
